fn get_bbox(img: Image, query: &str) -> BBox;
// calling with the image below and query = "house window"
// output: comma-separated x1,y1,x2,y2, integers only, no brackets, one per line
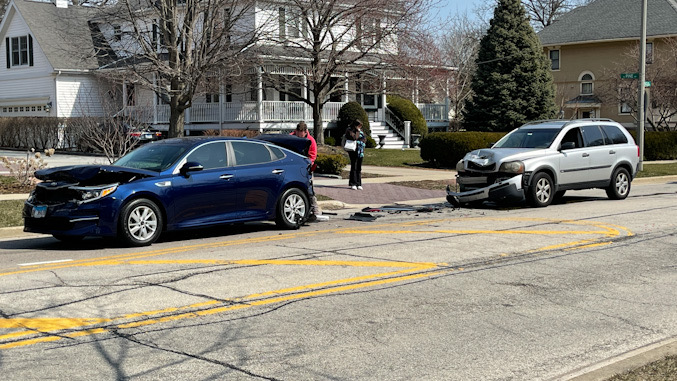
278,7,304,39
580,73,594,95
126,84,136,106
620,102,632,114
113,25,122,41
549,49,560,70
6,35,33,68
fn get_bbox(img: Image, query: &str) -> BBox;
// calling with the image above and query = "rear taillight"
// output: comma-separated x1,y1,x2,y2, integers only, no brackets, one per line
637,145,640,157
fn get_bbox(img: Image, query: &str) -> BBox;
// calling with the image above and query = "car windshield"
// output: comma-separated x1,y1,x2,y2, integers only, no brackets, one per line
493,128,560,149
114,143,188,172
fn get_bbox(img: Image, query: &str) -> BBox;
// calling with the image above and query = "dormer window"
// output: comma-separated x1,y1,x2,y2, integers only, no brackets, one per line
6,35,34,68
113,25,122,41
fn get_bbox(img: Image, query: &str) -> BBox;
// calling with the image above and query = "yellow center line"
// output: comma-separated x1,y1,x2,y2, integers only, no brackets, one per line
0,217,634,349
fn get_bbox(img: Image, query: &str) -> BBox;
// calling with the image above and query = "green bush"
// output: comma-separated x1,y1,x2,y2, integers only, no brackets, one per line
315,153,349,175
337,101,371,139
366,135,376,148
419,131,506,167
386,95,428,137
640,131,677,160
324,136,336,146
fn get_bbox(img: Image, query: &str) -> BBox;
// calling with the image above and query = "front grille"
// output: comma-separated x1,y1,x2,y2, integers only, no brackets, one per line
467,162,496,171
33,184,80,204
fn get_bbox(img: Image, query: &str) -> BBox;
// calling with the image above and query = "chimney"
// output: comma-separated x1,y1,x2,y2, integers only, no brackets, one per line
56,0,69,8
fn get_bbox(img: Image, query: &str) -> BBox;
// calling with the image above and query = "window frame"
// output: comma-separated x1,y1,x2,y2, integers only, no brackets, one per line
6,35,34,68
549,49,560,71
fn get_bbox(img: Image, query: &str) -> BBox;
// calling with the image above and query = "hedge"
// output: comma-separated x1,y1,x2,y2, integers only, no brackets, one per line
636,131,677,160
386,95,427,137
315,153,349,175
0,117,61,150
419,132,507,167
336,101,371,145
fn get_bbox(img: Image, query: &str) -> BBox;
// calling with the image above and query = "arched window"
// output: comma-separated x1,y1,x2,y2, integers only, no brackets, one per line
579,72,594,95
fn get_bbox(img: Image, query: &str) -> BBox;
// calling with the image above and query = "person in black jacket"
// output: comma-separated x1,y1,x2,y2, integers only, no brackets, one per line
344,120,367,190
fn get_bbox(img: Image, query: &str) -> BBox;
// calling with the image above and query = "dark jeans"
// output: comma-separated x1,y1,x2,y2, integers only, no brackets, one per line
348,151,363,186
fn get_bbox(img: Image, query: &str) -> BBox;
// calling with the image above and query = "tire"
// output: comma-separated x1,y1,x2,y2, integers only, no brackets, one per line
606,167,631,200
275,188,308,229
527,172,554,207
553,190,566,201
118,198,163,246
53,234,84,243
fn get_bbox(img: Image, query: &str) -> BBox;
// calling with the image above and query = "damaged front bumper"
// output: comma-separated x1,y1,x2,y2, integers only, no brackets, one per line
446,174,525,206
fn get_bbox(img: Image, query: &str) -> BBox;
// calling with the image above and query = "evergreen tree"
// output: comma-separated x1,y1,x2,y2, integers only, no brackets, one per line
463,0,556,132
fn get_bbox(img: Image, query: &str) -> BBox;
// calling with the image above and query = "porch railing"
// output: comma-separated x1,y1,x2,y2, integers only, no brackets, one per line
123,101,449,126
384,106,406,139
415,103,449,122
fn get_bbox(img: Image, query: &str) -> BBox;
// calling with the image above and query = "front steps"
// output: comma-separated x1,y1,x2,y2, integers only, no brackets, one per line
369,122,407,149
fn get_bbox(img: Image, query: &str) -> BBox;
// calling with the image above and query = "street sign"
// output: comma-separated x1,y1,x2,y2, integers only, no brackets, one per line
620,73,639,79
645,81,651,87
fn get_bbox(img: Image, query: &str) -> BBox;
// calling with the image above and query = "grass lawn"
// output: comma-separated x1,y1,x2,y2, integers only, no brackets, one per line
363,148,427,167
636,162,677,178
0,200,24,228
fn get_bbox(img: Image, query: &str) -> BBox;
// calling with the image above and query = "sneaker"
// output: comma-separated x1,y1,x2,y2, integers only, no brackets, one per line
357,186,363,190
315,215,329,221
351,186,357,190
307,214,317,222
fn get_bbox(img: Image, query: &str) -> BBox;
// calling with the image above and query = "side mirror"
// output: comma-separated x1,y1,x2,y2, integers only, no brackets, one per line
487,142,495,148
180,161,204,177
560,142,576,151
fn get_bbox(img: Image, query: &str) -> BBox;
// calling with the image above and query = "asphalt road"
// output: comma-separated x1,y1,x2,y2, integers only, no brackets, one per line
0,180,676,380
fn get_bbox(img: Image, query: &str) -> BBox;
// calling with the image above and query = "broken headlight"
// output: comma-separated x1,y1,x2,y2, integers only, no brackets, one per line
498,161,524,174
71,184,118,203
456,160,465,172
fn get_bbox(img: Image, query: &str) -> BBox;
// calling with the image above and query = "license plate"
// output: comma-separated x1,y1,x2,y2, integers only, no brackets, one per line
31,205,47,218
142,133,153,139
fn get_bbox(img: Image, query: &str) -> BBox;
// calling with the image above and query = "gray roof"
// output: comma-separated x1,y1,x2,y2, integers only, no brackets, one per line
538,0,677,46
11,0,104,70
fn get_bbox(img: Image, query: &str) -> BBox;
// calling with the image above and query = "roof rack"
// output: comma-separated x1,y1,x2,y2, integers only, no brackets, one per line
523,118,616,129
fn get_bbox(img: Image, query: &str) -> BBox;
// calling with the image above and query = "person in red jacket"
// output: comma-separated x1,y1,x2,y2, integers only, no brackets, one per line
290,122,326,222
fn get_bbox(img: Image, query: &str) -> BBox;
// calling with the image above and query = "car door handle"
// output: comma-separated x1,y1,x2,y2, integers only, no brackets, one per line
609,150,616,154
220,174,234,180
582,153,590,157
272,169,285,175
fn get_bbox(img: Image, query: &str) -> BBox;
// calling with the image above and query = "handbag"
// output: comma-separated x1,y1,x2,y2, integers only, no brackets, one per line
343,138,357,152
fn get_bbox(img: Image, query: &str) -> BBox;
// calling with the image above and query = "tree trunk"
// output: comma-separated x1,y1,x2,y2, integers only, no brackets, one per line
312,102,324,145
168,107,186,138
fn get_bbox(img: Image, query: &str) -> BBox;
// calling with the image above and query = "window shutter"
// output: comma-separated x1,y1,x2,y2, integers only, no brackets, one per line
5,38,9,68
28,35,34,66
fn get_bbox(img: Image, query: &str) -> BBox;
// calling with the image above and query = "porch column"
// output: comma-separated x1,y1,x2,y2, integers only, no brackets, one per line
380,75,387,122
257,67,264,126
152,74,158,125
219,81,224,134
343,73,349,102
414,77,419,104
303,73,308,122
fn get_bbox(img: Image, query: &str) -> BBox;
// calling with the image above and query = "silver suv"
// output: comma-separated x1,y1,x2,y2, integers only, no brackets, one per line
447,119,640,207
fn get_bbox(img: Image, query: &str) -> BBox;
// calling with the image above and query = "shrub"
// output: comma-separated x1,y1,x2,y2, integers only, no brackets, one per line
0,117,61,150
315,153,349,175
641,131,677,160
366,135,376,148
337,101,371,139
386,95,427,137
324,136,336,146
420,131,506,167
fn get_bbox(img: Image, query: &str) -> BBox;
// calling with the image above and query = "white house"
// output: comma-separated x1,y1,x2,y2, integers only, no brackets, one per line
0,0,452,148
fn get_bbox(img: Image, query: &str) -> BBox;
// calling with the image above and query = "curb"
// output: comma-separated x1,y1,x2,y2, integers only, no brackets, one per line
555,336,677,380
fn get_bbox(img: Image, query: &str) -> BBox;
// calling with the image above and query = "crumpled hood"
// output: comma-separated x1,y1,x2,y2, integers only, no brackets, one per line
35,165,157,185
464,148,546,166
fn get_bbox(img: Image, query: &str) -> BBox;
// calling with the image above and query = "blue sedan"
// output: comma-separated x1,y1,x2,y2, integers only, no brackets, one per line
24,136,313,246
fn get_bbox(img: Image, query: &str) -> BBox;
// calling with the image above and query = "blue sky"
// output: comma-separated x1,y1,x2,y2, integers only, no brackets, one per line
431,0,487,21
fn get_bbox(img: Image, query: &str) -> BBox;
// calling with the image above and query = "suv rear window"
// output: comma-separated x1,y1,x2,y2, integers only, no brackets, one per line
601,125,629,144
581,126,606,147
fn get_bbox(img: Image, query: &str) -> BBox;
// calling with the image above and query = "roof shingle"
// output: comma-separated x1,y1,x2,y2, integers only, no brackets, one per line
538,0,677,46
